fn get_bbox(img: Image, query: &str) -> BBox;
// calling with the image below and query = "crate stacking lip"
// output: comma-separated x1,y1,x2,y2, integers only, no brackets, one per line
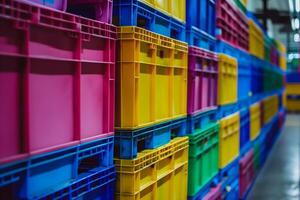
216,0,249,51
219,112,240,169
250,102,261,141
218,54,238,106
188,46,218,116
239,148,254,199
115,137,189,200
115,117,187,159
113,0,186,40
0,0,116,164
187,123,219,197
68,0,113,24
116,26,188,130
0,136,114,199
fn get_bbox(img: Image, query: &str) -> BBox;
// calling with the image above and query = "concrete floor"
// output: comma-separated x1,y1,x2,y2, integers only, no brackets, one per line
248,114,300,200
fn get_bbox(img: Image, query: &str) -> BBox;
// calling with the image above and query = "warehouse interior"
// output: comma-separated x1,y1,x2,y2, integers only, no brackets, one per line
0,0,299,199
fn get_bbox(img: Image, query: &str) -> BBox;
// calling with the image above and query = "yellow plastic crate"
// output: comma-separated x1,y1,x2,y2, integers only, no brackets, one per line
263,95,278,125
280,55,287,70
283,90,286,108
286,84,300,95
219,112,240,168
218,54,238,105
287,99,300,112
116,26,188,129
140,0,186,23
250,103,261,141
115,137,189,200
249,20,264,59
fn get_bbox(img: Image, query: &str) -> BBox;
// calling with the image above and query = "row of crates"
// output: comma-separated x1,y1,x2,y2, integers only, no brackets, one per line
0,0,287,200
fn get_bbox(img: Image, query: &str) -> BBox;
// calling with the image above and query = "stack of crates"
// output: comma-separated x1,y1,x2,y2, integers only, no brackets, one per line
0,0,116,199
0,0,287,199
286,72,300,112
113,1,190,199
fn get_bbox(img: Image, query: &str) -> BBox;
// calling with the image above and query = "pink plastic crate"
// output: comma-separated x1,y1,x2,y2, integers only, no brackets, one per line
0,0,116,163
216,0,249,51
203,184,222,200
239,149,254,199
68,0,112,24
25,0,67,10
188,46,218,115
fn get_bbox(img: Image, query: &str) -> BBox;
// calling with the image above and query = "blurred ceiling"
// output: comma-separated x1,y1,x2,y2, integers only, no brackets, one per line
248,0,297,53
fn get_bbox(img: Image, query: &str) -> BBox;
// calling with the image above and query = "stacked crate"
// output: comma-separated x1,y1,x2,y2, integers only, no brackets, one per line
0,0,116,199
286,72,300,112
185,0,221,199
113,1,189,199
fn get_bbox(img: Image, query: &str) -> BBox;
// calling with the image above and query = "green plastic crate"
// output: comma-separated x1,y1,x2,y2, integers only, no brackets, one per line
233,0,247,15
187,123,219,196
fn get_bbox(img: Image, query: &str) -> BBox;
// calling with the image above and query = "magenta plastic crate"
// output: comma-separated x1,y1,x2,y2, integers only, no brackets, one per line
239,149,254,199
216,0,249,51
188,46,218,115
25,0,67,10
203,184,222,200
68,0,112,24
0,0,116,164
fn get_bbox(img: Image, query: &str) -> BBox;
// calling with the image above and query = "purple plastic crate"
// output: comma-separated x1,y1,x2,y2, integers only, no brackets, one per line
25,0,67,10
68,0,112,23
188,46,218,115
0,0,116,164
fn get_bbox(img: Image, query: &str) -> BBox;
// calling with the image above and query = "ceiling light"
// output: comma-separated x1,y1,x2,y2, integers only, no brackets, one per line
292,18,296,30
296,0,300,12
294,33,300,42
290,0,295,12
295,18,299,29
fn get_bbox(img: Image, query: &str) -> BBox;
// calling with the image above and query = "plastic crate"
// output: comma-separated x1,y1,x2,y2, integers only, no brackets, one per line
263,63,283,92
219,112,240,168
239,149,254,199
253,138,260,174
115,117,187,159
217,54,238,106
186,0,216,37
219,158,239,193
286,83,300,95
185,0,216,50
115,137,189,200
187,109,217,134
216,0,249,51
24,0,67,10
188,47,218,115
223,178,239,200
116,26,188,130
239,107,250,151
217,103,239,120
0,0,116,164
113,0,186,40
0,136,114,198
286,72,300,83
250,102,261,141
287,98,300,112
202,184,222,200
188,123,219,197
248,19,264,59
68,0,113,23
262,95,279,125
251,56,264,97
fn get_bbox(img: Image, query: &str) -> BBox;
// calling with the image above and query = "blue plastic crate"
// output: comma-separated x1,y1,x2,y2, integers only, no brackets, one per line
186,0,216,37
239,107,250,153
115,117,187,159
187,108,217,134
223,178,239,200
217,103,239,119
219,158,239,186
38,166,115,200
186,26,216,51
113,0,185,41
188,174,219,200
287,71,300,83
250,55,263,97
0,136,114,199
